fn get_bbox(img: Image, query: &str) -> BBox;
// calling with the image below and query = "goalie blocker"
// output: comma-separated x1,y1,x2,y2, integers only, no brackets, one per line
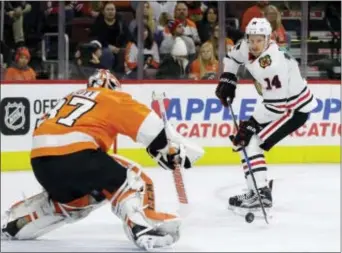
1,69,204,251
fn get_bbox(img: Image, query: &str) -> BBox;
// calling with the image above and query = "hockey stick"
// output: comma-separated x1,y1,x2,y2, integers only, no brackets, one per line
227,100,269,224
152,92,189,214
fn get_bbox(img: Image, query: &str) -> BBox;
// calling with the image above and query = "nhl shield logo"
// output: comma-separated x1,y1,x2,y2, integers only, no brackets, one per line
259,54,272,69
0,97,30,135
4,102,26,131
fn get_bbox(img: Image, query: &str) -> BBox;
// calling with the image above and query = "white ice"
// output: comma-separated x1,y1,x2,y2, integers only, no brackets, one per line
1,165,340,252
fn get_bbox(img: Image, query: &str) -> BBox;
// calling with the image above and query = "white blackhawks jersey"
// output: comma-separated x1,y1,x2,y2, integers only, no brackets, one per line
223,39,317,124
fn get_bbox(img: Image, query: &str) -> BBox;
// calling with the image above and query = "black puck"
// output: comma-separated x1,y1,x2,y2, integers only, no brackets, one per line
245,212,255,223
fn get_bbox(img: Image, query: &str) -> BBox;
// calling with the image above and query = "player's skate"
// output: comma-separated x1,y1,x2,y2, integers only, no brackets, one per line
228,180,273,218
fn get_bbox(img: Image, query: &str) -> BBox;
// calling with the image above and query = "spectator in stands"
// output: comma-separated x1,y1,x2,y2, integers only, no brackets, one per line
157,37,190,80
160,19,196,61
154,12,173,46
189,42,218,80
73,1,103,18
90,1,131,69
264,5,288,51
173,2,201,45
148,1,177,24
129,2,156,35
184,1,206,23
207,25,234,60
240,1,269,32
196,6,218,44
75,39,113,70
4,1,32,48
144,1,156,33
76,40,104,67
124,24,160,79
44,1,101,21
73,40,105,79
4,47,36,81
44,1,75,21
41,1,75,56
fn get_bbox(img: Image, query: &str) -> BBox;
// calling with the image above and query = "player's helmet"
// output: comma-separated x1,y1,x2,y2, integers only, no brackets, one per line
245,18,272,38
87,69,121,90
245,18,272,52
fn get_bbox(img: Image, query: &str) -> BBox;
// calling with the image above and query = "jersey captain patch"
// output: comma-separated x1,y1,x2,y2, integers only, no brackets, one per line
259,54,272,68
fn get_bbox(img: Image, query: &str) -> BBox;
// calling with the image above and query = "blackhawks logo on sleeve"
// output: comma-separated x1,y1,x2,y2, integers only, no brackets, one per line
259,54,272,68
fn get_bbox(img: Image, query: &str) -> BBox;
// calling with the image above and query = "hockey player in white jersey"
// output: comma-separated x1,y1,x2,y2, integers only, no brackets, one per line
215,18,316,210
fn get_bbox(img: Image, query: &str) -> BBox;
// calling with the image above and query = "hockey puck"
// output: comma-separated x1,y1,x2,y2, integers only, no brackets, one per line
245,212,255,223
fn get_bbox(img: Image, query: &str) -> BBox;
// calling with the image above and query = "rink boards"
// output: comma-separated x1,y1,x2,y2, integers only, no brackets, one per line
0,80,340,171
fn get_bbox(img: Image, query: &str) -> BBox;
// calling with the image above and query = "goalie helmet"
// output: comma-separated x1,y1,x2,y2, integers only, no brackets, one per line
87,69,121,90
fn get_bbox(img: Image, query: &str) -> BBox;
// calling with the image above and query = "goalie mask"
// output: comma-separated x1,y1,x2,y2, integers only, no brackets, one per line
88,69,121,91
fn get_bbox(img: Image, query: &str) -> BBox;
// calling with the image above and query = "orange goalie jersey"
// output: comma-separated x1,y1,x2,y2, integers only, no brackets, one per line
31,88,156,158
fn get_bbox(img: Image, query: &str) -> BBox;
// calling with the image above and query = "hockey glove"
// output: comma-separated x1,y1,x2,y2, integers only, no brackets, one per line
147,143,191,171
215,72,237,107
232,118,261,147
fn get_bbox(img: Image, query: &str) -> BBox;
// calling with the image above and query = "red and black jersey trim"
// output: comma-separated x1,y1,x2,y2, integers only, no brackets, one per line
263,86,313,110
264,104,285,114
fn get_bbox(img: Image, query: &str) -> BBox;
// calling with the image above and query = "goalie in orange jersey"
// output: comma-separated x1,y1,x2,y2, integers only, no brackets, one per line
1,69,204,250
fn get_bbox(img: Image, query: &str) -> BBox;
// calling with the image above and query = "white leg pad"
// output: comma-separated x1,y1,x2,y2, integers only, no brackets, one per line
1,191,104,240
110,159,181,250
13,215,66,240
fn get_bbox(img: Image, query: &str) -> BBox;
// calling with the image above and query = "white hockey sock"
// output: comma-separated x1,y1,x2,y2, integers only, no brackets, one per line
239,136,268,190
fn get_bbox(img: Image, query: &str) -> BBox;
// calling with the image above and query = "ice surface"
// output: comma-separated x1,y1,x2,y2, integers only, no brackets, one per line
1,165,340,252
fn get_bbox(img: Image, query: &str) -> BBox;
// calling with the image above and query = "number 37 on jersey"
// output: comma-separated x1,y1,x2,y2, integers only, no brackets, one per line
35,90,98,129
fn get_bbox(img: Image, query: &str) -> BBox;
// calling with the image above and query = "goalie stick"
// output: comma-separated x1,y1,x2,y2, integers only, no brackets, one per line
152,92,189,215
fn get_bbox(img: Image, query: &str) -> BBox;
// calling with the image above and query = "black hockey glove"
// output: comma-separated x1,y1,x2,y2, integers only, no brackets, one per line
215,72,237,107
232,118,261,147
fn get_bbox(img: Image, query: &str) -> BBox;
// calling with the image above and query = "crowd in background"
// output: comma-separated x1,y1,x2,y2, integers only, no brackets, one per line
0,1,340,81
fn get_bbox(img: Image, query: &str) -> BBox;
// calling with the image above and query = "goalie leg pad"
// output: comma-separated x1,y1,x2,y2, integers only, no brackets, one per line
108,154,181,250
1,191,105,240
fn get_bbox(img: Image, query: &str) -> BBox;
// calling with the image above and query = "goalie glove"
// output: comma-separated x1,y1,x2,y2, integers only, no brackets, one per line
146,127,203,171
147,143,191,171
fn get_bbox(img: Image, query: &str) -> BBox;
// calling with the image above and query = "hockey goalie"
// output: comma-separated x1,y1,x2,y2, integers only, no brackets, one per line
1,69,204,250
